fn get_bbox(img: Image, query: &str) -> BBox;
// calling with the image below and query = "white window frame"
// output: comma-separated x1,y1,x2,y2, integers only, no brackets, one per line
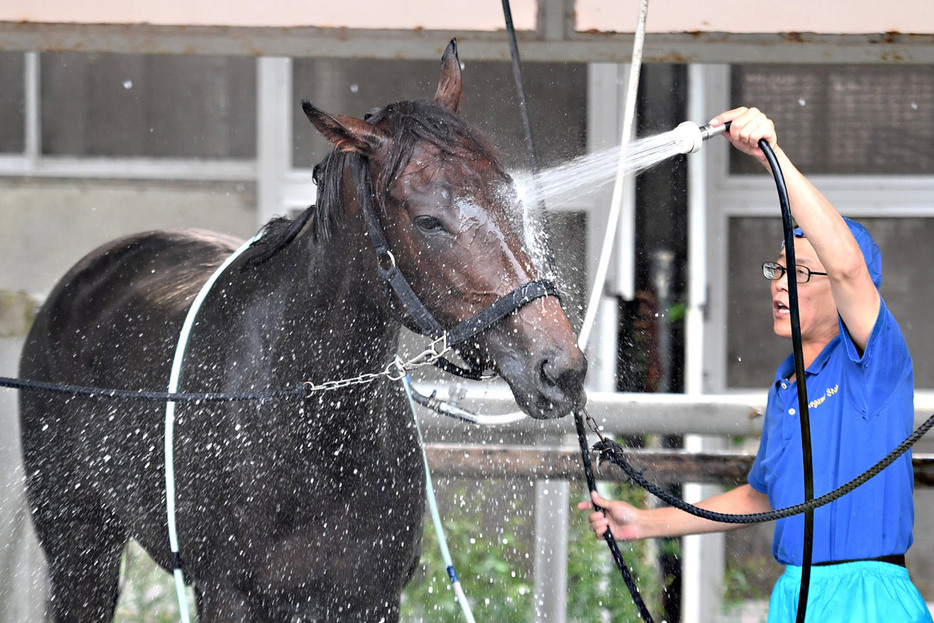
0,52,257,184
696,63,934,394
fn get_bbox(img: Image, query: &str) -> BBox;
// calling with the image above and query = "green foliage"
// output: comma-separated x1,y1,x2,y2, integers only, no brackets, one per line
404,477,671,621
722,554,770,611
566,481,670,622
114,479,673,622
401,480,534,622
115,542,195,623
666,301,687,323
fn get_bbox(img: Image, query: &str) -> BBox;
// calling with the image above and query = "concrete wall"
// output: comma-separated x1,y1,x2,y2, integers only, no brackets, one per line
0,177,257,296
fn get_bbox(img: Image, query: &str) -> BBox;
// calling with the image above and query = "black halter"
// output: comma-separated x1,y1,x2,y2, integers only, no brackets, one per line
353,162,558,381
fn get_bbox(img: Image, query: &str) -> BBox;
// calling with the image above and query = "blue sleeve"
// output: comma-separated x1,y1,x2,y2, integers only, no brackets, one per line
838,298,912,419
748,411,770,494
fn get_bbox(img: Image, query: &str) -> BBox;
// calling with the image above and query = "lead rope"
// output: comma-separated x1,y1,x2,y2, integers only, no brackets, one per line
574,411,655,622
567,0,657,620
401,370,478,623
500,0,658,620
407,0,650,424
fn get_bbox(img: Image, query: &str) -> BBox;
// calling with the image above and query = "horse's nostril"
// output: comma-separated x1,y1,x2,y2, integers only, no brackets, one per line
540,358,560,388
517,351,587,419
540,353,587,394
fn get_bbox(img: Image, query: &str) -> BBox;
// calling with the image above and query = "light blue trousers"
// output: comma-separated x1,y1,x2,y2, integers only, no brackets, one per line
768,561,932,623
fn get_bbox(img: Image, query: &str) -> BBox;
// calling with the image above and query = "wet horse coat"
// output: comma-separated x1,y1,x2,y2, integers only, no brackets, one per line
19,41,586,621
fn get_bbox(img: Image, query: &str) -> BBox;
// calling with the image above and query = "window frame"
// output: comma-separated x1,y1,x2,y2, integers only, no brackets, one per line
697,63,934,393
0,52,257,183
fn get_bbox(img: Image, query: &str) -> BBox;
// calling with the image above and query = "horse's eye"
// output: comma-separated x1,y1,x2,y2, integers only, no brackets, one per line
414,215,447,234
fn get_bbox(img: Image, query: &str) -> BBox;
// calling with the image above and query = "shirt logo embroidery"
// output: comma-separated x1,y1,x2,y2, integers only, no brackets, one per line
808,383,839,410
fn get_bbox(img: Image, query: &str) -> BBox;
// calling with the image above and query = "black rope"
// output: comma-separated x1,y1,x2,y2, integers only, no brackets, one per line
501,0,646,615
575,412,655,623
591,409,934,524
0,375,305,402
501,0,558,280
501,0,540,176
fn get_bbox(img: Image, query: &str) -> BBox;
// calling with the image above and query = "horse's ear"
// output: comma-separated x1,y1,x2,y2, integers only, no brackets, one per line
433,38,462,114
302,101,390,156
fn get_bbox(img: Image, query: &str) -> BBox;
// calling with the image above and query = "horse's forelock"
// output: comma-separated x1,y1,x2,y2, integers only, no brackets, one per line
375,100,506,190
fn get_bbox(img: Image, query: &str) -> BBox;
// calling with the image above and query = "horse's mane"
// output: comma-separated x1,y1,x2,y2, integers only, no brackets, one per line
241,99,505,271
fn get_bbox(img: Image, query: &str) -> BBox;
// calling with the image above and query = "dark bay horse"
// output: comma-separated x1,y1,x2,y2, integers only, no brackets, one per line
19,40,586,622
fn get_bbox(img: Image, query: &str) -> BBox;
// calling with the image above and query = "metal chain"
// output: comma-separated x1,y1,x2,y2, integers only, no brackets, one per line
582,408,608,444
303,335,452,394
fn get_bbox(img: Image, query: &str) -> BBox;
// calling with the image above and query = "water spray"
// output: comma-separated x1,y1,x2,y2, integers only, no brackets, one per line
414,118,736,424
576,119,730,350
412,115,737,623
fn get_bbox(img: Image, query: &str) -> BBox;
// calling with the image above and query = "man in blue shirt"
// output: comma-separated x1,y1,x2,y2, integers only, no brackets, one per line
578,107,930,621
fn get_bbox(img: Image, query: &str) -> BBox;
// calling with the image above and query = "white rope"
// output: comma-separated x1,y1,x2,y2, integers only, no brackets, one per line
402,373,478,623
164,233,261,623
161,5,652,611
577,0,650,350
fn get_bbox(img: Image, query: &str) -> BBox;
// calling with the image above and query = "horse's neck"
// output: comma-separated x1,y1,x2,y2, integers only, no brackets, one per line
236,222,401,379
228,228,411,464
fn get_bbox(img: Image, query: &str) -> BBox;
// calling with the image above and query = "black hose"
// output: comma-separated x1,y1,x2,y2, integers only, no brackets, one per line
569,131,814,623
758,138,814,622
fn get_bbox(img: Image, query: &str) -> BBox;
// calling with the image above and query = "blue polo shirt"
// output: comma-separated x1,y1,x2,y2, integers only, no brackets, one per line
748,298,916,565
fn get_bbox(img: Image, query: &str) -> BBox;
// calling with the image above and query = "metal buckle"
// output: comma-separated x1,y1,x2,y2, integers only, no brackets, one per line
376,249,396,274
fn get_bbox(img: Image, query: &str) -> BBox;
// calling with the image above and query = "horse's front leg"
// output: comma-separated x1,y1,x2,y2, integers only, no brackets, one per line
252,528,407,623
194,582,264,623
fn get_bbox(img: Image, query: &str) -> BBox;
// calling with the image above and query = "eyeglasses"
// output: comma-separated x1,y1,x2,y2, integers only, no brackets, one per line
762,261,828,284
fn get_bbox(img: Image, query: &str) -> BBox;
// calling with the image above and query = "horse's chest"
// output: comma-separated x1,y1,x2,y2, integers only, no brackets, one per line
227,415,425,531
245,437,427,604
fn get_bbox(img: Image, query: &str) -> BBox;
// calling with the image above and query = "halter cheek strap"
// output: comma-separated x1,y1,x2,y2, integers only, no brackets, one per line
353,163,558,381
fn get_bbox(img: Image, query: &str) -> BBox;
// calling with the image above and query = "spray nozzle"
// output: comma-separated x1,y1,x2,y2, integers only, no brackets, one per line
699,120,731,141
675,120,732,155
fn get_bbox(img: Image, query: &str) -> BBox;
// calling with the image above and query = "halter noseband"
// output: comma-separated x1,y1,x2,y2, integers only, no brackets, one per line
353,162,558,381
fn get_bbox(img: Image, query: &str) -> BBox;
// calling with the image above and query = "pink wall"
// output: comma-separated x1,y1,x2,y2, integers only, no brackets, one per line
1,0,931,34
0,0,535,30
577,0,934,34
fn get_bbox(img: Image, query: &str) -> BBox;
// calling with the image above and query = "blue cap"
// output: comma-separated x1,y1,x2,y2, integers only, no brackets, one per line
787,217,882,288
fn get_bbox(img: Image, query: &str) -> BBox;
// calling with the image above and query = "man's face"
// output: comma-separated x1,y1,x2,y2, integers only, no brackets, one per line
770,238,839,346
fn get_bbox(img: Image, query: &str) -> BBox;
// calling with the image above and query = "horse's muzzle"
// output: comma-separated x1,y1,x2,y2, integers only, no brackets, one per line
532,346,588,419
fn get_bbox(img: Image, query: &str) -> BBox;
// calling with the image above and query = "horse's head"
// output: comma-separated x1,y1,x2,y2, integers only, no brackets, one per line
301,40,586,420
